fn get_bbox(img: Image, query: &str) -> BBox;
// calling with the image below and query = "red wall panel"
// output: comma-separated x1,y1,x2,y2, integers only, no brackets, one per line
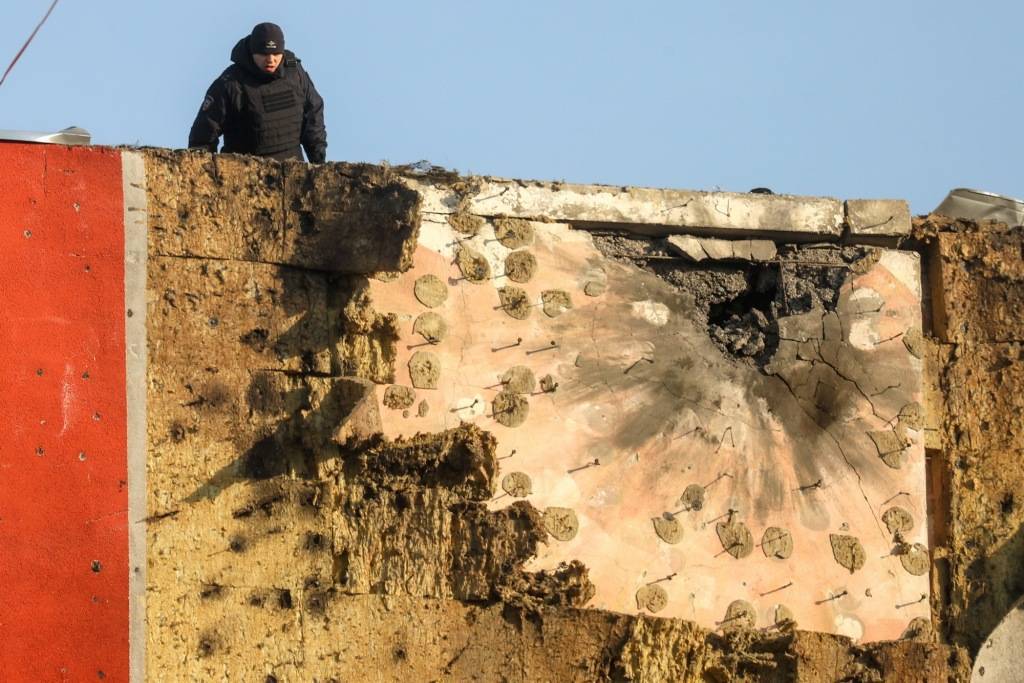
0,143,127,682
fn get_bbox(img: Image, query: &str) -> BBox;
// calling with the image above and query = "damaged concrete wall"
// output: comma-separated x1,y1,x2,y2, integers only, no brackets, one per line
133,149,982,681
914,215,1024,659
366,210,929,642
10,142,1022,681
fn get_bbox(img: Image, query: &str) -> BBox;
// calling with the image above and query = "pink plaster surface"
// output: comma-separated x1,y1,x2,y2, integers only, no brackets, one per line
368,216,929,641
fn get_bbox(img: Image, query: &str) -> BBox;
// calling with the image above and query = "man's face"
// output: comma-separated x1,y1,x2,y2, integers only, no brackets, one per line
252,52,283,73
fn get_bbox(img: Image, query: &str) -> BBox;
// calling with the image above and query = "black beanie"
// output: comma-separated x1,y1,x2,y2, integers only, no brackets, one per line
249,22,285,54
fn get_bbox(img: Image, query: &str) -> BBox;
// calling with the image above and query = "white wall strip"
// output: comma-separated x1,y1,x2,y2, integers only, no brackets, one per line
122,151,148,683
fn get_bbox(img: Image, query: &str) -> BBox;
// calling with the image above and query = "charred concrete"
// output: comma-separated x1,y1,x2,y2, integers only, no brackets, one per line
593,231,879,370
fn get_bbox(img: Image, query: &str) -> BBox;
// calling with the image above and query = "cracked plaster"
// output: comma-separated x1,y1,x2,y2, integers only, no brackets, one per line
367,187,929,640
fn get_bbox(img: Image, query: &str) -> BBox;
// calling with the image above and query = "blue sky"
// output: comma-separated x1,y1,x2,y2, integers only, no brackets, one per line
3,1,1021,213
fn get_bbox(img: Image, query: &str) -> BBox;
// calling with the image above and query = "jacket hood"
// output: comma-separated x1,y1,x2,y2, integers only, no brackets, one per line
230,36,297,80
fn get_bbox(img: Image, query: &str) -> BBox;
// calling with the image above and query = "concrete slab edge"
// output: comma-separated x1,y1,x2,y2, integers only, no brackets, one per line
406,177,912,241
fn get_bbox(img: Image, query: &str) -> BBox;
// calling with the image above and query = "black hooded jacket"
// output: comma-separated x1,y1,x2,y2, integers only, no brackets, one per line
188,37,327,162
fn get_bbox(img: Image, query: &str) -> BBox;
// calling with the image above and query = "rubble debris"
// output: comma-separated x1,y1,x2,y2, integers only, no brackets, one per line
495,560,595,610
346,424,497,500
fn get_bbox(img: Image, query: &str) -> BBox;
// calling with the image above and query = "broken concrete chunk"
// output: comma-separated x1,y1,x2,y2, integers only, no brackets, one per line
715,520,754,559
761,527,794,560
666,235,776,262
698,238,734,260
504,250,537,283
745,239,778,261
829,534,866,573
723,600,756,631
502,472,533,498
541,290,573,318
501,366,536,394
679,484,705,511
417,399,430,417
492,391,529,428
456,247,491,283
494,217,535,249
383,385,416,410
413,275,448,308
543,507,579,541
882,507,914,536
776,309,824,343
412,311,448,343
635,584,668,613
408,351,441,389
846,199,912,238
899,543,930,576
666,235,707,262
652,515,683,544
498,286,532,320
822,311,844,342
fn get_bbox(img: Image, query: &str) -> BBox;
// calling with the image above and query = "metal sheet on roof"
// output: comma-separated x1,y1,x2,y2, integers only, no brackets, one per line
0,126,90,145
934,188,1024,226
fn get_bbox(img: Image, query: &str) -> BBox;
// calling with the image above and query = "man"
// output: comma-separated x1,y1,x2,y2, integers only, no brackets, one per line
189,23,327,163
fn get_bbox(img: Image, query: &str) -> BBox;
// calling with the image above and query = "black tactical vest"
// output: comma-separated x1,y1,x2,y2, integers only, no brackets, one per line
223,63,304,158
